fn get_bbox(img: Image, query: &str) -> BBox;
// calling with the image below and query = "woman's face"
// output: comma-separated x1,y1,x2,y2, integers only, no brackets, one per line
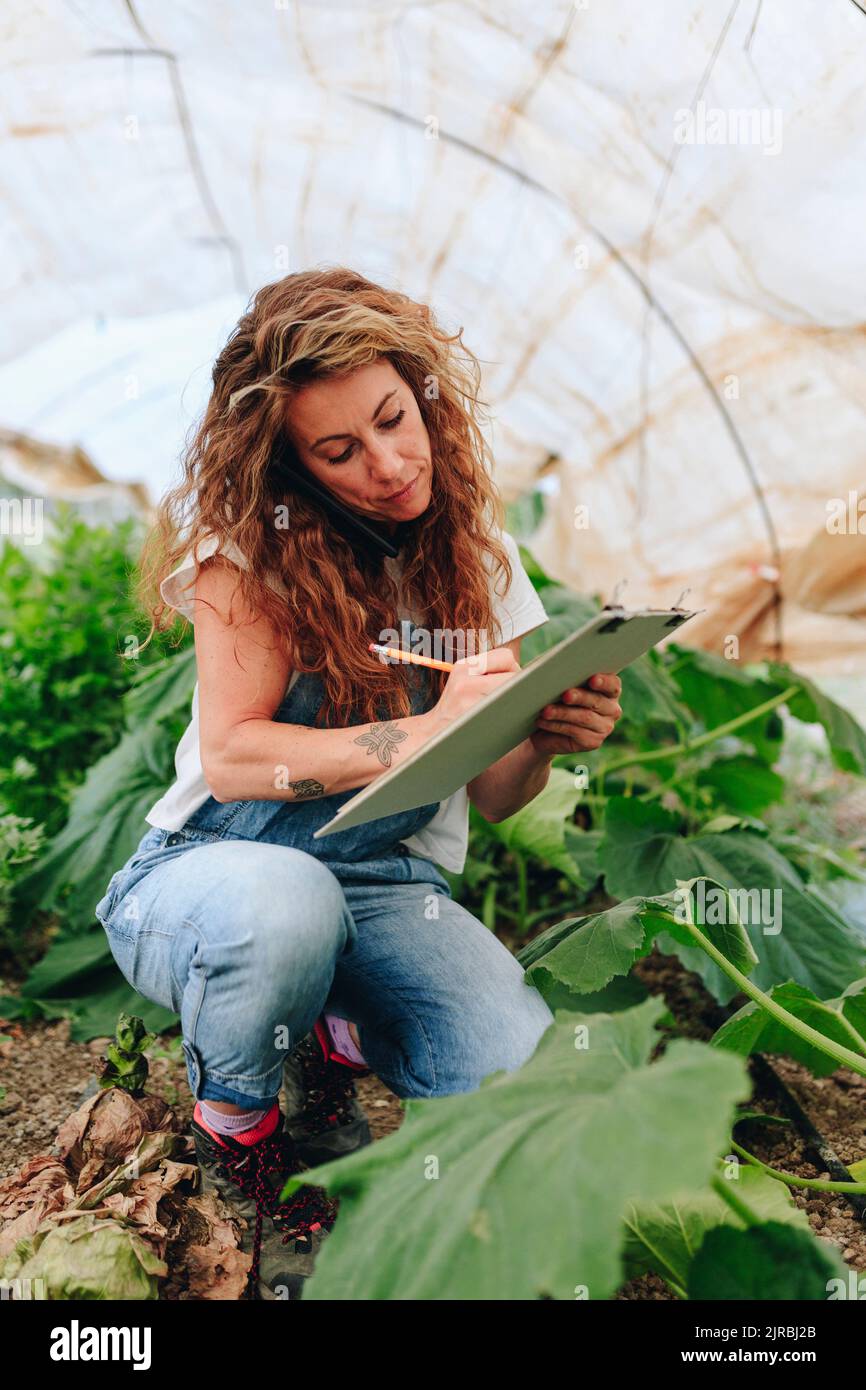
284,359,433,532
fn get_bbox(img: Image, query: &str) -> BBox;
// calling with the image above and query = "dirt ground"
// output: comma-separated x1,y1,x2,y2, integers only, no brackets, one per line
2,944,864,1297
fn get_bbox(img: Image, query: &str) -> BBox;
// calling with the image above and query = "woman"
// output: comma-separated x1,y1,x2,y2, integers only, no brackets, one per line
95,267,623,1299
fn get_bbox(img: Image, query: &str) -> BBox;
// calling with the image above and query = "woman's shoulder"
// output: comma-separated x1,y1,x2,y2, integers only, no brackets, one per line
159,531,286,623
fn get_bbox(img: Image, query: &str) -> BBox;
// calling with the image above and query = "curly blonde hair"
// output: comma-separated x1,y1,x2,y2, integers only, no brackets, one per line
136,265,513,727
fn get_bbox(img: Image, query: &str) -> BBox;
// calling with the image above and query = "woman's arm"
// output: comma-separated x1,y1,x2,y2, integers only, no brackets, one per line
194,556,438,802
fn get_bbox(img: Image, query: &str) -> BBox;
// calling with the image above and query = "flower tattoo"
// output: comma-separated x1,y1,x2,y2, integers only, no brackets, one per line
352,720,409,768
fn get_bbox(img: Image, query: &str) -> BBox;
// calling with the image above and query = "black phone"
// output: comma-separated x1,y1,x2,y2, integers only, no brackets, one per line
271,439,401,560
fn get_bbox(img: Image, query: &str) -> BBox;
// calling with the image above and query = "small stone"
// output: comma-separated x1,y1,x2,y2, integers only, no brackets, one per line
0,1091,23,1114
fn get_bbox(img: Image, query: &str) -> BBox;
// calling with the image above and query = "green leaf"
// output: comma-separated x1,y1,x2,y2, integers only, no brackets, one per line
598,798,684,894
711,978,866,1077
519,880,756,1000
622,1163,808,1293
281,997,750,1300
532,972,649,1015
562,826,603,888
618,649,692,731
519,587,600,662
687,1221,849,1300
478,768,586,884
696,755,785,816
767,661,866,776
599,798,866,1004
12,652,196,930
668,648,785,764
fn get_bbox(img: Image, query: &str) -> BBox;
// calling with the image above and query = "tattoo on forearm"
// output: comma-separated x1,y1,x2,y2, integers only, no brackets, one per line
353,720,409,768
289,779,326,800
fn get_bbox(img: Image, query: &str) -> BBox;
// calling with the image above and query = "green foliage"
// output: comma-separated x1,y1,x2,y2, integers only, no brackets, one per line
597,798,866,1004
0,504,188,836
0,646,196,1037
97,1012,157,1094
0,813,46,950
711,978,866,1078
621,1162,810,1295
284,997,752,1300
687,1221,848,1301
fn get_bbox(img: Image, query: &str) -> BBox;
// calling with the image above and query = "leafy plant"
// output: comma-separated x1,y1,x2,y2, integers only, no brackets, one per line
97,1012,157,1095
0,504,189,837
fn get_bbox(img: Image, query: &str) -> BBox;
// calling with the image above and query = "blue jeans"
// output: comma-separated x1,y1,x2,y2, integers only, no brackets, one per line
94,829,554,1107
94,656,554,1107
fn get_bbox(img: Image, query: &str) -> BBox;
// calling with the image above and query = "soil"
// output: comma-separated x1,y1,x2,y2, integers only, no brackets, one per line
0,1018,404,1183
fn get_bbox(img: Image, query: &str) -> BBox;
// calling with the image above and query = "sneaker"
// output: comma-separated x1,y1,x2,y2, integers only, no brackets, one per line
191,1101,338,1300
281,1017,373,1166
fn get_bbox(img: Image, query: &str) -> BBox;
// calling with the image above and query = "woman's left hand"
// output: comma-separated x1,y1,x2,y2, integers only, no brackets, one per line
529,672,623,758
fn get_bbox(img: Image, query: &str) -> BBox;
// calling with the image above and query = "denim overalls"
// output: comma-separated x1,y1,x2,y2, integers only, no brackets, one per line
95,629,554,1107
172,643,445,873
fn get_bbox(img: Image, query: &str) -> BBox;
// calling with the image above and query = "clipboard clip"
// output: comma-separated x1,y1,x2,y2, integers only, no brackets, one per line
602,578,628,611
663,587,694,629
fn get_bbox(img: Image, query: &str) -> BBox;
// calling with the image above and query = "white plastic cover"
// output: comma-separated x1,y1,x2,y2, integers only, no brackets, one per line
2,0,865,675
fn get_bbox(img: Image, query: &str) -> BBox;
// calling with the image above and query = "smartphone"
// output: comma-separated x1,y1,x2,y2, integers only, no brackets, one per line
271,439,401,559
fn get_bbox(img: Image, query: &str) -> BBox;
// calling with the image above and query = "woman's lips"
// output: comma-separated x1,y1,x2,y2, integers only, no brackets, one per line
383,474,418,503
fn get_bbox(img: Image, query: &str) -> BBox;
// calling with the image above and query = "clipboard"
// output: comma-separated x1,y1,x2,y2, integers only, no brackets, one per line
313,604,699,839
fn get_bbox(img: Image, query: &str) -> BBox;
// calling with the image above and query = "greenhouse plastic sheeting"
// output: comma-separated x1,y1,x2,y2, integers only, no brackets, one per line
3,0,865,673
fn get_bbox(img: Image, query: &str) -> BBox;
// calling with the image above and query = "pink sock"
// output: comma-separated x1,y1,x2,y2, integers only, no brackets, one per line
323,1012,367,1067
196,1099,281,1146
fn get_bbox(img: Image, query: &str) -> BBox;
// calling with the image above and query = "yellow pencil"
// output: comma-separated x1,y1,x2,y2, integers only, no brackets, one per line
368,642,455,672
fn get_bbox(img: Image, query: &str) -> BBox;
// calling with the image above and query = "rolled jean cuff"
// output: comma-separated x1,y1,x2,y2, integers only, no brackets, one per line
197,1076,282,1109
183,1039,284,1108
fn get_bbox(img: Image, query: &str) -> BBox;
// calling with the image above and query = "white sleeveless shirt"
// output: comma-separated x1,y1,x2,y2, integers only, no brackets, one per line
144,528,548,873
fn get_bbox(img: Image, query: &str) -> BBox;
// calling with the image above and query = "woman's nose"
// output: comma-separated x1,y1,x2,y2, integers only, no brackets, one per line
365,439,403,480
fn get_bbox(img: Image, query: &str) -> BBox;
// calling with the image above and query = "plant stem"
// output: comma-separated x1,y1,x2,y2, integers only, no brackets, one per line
710,1173,761,1227
598,685,799,778
730,1139,866,1194
515,850,528,930
680,915,866,1079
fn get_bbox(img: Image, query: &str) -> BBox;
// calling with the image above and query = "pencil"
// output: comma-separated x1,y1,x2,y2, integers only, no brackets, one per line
368,642,455,672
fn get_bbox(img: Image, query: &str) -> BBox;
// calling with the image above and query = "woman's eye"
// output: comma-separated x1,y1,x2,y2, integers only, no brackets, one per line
326,409,405,464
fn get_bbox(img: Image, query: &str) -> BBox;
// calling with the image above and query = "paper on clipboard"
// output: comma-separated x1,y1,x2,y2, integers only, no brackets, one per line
313,605,699,839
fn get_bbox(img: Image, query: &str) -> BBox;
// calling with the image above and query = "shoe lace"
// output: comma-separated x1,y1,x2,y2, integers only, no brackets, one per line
294,1032,370,1133
216,1126,339,1298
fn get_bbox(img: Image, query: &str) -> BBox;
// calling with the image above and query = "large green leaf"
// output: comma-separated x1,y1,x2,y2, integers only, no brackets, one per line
124,646,196,724
767,660,866,776
696,755,785,816
11,721,180,929
282,997,750,1300
711,978,866,1077
622,1162,809,1294
518,881,757,999
618,649,692,732
477,767,586,884
667,647,785,764
687,1221,848,1300
599,798,866,1003
12,648,196,929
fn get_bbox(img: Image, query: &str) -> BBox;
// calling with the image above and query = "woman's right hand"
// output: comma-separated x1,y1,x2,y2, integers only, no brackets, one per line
425,647,521,733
